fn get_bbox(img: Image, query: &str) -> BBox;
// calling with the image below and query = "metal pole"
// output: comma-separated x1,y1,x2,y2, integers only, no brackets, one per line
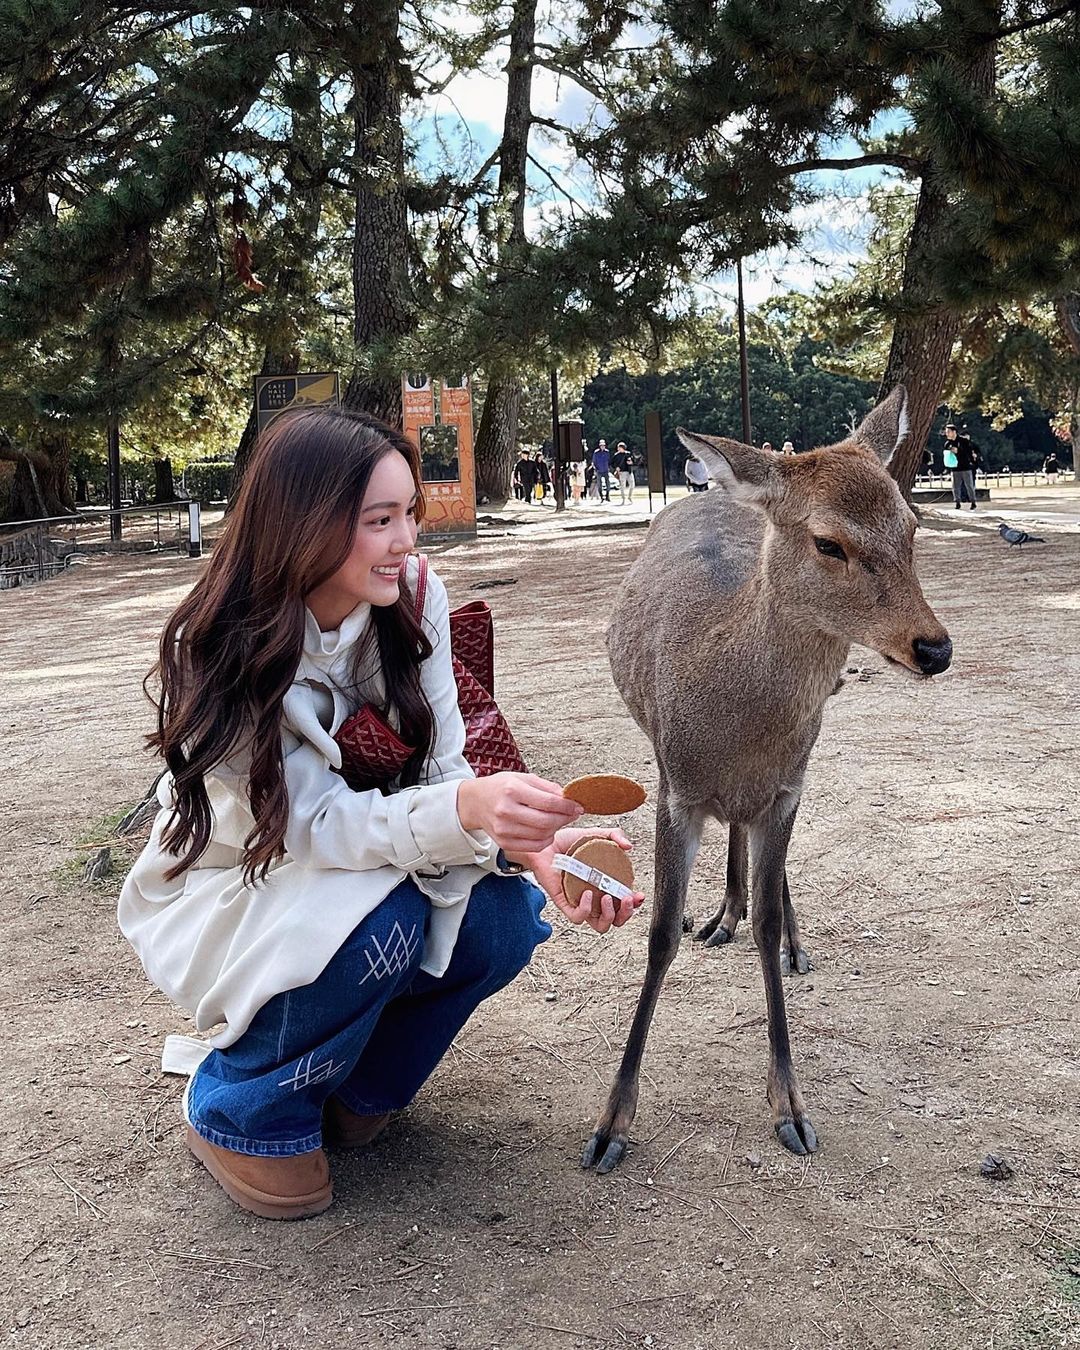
550,369,565,513
187,501,202,558
107,416,122,541
736,259,752,445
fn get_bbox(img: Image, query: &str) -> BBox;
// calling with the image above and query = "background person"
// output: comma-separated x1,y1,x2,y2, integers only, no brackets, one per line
611,442,635,503
943,423,978,508
511,449,534,502
592,440,611,501
533,449,551,500
684,450,710,492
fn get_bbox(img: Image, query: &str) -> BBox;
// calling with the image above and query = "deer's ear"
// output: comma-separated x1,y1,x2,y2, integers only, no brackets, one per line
851,386,909,467
676,429,780,507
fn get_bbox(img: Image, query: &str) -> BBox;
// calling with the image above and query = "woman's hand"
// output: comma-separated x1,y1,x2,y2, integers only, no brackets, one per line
510,827,645,935
457,773,583,854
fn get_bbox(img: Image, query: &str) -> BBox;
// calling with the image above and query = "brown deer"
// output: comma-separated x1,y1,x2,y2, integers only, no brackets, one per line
582,387,952,1172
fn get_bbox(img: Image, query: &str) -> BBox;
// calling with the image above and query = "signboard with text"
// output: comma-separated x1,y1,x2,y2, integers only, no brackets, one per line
254,372,340,435
402,374,477,539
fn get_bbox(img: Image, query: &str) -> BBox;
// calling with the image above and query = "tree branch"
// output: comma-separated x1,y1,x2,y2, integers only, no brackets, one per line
778,153,924,177
531,57,609,106
984,0,1080,42
526,151,587,215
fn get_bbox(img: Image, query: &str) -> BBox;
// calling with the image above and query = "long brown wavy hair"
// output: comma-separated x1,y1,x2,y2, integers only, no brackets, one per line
148,407,434,884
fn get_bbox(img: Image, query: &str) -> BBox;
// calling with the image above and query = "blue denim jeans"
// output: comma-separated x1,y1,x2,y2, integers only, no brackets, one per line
186,874,550,1156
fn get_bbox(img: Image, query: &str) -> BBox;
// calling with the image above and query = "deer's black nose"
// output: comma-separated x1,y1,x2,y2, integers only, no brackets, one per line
913,636,952,675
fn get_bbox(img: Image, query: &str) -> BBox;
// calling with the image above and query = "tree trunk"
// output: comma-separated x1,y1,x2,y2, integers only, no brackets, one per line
880,24,998,498
153,457,175,503
1054,293,1080,481
231,57,324,499
342,19,414,425
474,380,523,502
231,350,302,499
0,431,76,522
473,0,537,502
878,177,965,495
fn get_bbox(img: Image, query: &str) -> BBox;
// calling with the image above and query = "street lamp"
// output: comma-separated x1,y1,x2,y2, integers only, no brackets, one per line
736,259,752,445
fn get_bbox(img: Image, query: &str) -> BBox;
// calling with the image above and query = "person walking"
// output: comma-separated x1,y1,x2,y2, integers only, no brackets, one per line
1043,450,1061,481
533,450,551,501
592,440,611,502
513,449,537,504
611,442,635,504
684,451,710,492
943,423,978,509
511,449,534,502
569,457,586,503
117,408,643,1221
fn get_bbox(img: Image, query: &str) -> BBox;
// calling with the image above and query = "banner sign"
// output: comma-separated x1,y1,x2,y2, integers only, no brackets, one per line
254,372,339,435
558,420,584,461
402,373,477,539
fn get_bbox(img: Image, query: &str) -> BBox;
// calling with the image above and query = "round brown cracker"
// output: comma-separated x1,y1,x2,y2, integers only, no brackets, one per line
561,838,636,917
563,773,646,816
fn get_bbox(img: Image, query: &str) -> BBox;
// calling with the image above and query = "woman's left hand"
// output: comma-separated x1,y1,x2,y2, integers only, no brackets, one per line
509,828,644,934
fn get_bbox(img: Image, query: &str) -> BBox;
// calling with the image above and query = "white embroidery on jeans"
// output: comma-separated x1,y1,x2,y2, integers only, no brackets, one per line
278,1052,346,1092
357,921,420,986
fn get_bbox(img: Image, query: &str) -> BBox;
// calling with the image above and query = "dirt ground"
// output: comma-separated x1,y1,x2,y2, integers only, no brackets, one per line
1,500,1078,1350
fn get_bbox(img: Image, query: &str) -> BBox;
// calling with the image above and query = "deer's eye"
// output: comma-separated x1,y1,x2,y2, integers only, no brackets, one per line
814,537,847,561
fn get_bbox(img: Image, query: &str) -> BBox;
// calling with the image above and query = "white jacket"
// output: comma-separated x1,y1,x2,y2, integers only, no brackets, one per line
118,556,501,1049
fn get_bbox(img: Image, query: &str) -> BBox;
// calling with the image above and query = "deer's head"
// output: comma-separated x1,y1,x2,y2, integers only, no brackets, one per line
676,387,952,678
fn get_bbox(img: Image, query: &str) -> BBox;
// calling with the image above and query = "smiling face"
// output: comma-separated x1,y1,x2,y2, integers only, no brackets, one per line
305,450,419,629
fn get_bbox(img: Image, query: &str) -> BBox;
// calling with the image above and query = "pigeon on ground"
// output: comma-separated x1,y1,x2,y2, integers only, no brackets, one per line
998,523,1046,547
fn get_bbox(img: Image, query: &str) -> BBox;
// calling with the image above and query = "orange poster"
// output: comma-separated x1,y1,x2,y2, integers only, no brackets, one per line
402,372,435,449
402,373,477,539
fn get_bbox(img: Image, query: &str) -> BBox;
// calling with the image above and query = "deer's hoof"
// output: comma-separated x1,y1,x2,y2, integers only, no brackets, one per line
702,924,735,948
581,1130,628,1174
780,946,813,976
775,1114,818,1156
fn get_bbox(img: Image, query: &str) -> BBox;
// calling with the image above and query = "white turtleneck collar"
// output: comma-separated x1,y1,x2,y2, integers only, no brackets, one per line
302,601,373,662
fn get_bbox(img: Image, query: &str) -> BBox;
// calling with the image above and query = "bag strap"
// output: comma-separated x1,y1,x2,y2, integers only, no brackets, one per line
412,553,429,623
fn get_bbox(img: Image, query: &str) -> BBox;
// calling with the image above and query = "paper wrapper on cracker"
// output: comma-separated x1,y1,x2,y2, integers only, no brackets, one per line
562,838,636,920
563,774,646,816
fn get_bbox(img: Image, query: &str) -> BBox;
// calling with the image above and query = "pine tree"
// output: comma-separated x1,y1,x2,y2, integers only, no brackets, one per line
0,4,297,519
229,53,328,494
580,0,1080,494
472,0,538,503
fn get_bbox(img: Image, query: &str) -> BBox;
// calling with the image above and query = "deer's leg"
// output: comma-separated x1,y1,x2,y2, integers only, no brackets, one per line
695,823,749,948
779,871,813,976
751,799,818,1156
582,786,703,1175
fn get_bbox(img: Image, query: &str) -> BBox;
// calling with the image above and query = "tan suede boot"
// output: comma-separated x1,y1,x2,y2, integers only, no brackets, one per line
322,1096,392,1148
185,1126,332,1220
